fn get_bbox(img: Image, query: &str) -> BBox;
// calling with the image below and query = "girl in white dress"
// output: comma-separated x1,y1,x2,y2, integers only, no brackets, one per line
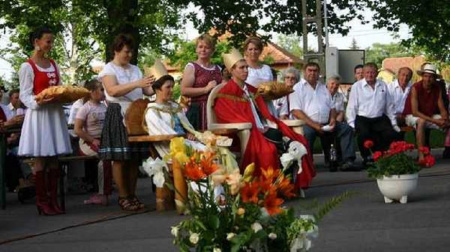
18,27,72,216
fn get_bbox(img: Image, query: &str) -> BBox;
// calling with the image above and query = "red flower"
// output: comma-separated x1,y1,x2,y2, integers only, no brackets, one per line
423,155,435,167
373,151,383,161
241,183,260,204
200,152,219,175
263,192,284,215
277,175,296,198
184,161,207,181
418,146,430,155
364,140,374,149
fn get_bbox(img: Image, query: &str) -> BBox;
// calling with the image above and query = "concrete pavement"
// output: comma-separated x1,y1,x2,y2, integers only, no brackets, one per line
1,151,450,252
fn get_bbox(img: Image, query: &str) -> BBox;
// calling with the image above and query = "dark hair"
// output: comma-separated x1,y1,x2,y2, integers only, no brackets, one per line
364,62,378,71
111,33,135,53
29,27,53,50
152,75,175,92
303,62,320,71
354,64,364,73
84,79,102,92
8,89,20,97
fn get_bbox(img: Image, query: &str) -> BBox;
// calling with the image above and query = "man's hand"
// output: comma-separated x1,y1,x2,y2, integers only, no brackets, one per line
433,118,447,128
313,122,323,134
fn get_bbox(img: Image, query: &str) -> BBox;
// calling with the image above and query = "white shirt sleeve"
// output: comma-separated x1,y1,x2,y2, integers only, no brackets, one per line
144,106,177,136
18,63,39,110
385,85,398,127
289,85,303,112
98,63,116,79
346,84,358,128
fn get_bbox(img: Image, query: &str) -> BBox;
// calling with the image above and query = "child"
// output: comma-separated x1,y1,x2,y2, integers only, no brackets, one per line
74,79,111,205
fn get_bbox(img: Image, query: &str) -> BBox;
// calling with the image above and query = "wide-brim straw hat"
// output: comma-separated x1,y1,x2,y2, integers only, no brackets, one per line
417,63,442,79
223,48,244,70
147,59,168,80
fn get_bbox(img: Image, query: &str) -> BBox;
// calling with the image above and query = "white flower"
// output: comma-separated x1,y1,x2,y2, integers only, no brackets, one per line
140,157,168,188
251,222,263,233
189,233,199,245
290,236,312,252
268,233,277,240
226,233,236,241
213,248,222,252
170,226,179,237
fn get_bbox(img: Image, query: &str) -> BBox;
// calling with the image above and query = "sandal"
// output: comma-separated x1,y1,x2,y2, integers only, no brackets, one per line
118,197,140,211
129,195,145,210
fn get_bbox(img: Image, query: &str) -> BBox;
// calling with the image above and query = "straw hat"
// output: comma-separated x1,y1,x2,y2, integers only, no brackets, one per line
147,59,168,80
223,48,244,70
417,63,442,78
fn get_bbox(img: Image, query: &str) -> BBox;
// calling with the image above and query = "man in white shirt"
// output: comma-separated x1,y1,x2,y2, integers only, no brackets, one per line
290,63,356,171
346,63,399,166
7,89,26,116
388,67,413,139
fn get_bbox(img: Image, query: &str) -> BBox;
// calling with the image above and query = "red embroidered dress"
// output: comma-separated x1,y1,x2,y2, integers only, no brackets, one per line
213,79,316,189
185,62,222,131
18,59,72,157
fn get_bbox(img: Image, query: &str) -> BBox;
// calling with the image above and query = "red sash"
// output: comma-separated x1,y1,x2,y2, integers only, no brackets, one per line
27,59,60,95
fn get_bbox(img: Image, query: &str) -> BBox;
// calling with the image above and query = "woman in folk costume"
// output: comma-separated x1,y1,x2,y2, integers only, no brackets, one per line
18,27,72,215
144,60,237,168
98,34,155,211
181,34,222,131
213,49,316,189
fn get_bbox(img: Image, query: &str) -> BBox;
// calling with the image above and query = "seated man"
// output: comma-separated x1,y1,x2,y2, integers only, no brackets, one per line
403,63,450,162
274,67,300,119
346,62,398,167
289,65,355,172
213,49,315,189
388,67,413,139
326,75,358,171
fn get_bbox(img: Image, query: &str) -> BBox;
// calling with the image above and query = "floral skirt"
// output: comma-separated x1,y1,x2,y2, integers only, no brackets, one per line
98,103,149,161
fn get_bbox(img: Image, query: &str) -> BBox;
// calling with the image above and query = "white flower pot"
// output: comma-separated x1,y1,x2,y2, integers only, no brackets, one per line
376,173,418,204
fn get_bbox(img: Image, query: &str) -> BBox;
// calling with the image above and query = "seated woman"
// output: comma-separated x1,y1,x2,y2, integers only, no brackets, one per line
214,49,316,189
144,60,235,167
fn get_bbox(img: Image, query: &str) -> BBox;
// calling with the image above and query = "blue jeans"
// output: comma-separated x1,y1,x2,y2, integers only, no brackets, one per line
303,121,356,163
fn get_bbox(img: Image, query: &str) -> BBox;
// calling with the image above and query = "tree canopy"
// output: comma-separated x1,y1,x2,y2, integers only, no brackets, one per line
366,0,450,62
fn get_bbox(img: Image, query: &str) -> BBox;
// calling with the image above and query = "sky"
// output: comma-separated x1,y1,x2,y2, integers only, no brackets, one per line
0,8,410,81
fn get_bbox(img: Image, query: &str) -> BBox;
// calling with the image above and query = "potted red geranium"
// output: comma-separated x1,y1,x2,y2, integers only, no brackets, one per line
364,140,435,204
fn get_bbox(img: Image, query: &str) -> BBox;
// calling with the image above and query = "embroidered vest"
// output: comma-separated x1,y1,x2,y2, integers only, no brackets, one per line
27,59,60,95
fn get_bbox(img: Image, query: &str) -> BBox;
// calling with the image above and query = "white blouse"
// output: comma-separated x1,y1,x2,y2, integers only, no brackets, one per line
98,62,143,114
18,62,61,110
246,64,273,88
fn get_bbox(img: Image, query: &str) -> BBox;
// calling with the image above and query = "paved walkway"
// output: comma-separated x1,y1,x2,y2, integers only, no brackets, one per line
1,150,450,252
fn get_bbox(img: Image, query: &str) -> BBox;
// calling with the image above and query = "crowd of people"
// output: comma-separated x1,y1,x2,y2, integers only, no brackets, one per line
1,27,449,216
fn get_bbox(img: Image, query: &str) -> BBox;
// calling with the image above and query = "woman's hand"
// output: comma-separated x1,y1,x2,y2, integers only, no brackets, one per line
36,96,56,105
137,75,156,88
205,80,218,93
186,132,196,141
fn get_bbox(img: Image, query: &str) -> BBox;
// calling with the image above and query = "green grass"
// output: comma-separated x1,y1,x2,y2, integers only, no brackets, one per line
311,130,446,154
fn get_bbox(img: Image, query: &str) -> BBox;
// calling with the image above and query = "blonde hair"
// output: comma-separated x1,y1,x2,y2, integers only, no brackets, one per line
196,34,216,50
243,36,264,51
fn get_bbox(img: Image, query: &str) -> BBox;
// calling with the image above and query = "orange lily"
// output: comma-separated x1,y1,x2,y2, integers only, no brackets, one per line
264,192,284,215
241,182,260,204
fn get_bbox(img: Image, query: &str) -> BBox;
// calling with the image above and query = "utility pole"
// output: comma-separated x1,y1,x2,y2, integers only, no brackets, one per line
302,0,325,78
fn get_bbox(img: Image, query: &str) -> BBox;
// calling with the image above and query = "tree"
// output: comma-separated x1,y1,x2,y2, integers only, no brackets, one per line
365,0,450,62
350,38,359,50
0,0,184,82
184,0,367,47
365,42,418,67
277,34,303,58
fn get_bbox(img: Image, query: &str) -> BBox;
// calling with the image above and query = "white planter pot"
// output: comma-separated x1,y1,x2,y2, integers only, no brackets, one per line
376,173,419,204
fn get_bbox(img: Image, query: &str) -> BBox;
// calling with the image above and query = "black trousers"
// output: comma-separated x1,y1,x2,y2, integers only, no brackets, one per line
355,115,396,160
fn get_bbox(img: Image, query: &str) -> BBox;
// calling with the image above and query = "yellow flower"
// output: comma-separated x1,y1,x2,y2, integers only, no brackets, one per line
237,208,245,215
226,170,242,195
170,137,186,154
243,163,255,182
174,152,189,164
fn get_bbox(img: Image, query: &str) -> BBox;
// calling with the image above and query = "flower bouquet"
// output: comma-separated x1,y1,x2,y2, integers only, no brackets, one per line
141,137,353,252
